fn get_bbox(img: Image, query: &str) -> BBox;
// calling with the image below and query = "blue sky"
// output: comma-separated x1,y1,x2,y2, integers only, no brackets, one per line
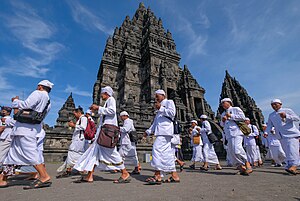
0,0,300,126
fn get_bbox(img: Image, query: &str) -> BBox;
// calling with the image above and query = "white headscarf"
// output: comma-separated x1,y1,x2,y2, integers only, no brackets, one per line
38,80,54,89
101,86,114,96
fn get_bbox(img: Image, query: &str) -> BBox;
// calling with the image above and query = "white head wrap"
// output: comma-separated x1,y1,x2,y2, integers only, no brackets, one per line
101,86,114,96
120,111,129,117
155,89,166,96
200,115,208,119
191,120,198,125
221,98,232,104
245,118,250,121
38,80,54,89
86,109,92,115
271,99,282,104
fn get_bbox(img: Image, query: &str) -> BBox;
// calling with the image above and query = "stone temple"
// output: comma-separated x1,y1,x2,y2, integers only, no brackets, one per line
93,3,216,134
217,71,265,130
44,3,265,161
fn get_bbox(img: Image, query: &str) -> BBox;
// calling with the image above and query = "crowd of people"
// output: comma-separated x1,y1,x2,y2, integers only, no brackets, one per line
0,80,299,190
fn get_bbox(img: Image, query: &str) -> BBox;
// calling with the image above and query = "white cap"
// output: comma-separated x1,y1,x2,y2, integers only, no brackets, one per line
38,80,54,89
86,109,92,115
191,120,198,125
271,99,282,104
245,118,250,121
120,111,129,116
200,115,208,119
101,86,114,96
155,89,166,96
221,98,232,104
262,124,267,127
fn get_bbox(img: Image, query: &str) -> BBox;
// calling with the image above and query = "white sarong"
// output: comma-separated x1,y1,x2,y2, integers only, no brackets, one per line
119,143,139,167
245,145,258,164
74,140,125,172
4,135,39,166
0,136,12,163
191,144,203,163
269,145,286,164
203,142,219,164
151,135,176,172
227,136,247,166
280,137,299,168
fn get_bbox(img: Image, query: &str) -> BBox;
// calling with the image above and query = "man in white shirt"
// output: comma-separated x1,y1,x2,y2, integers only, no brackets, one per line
56,107,88,178
0,80,53,189
265,99,300,175
144,90,180,184
119,111,141,174
244,118,259,167
220,98,253,175
189,120,203,169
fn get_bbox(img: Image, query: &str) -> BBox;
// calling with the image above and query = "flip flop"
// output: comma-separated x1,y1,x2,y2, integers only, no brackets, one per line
145,176,156,182
200,166,209,171
113,176,131,184
24,177,39,181
240,168,252,176
0,184,9,188
163,177,180,183
130,170,141,175
23,179,52,190
285,169,297,175
73,177,93,183
145,177,162,185
180,165,184,172
56,172,71,179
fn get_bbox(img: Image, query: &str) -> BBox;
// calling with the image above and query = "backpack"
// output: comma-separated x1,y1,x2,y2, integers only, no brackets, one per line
79,117,97,140
128,130,138,143
165,116,182,134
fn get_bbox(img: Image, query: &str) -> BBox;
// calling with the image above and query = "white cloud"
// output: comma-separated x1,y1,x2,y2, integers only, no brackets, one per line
0,1,64,78
67,0,113,35
173,13,208,58
65,85,91,97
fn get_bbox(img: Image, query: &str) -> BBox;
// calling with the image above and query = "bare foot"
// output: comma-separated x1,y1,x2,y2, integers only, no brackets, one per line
0,180,8,187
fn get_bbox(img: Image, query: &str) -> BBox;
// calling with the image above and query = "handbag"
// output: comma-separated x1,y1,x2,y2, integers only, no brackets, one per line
193,136,200,145
203,122,218,144
96,104,120,148
14,100,50,124
97,124,120,148
235,121,251,136
128,130,138,143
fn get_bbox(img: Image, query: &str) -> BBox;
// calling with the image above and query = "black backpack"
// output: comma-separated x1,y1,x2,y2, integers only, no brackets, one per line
128,130,138,143
165,116,182,134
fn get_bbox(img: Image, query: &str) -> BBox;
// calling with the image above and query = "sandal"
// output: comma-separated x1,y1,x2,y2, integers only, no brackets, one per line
145,176,156,182
23,179,52,190
189,164,195,170
113,176,131,184
179,162,185,172
163,177,180,183
240,168,253,176
131,169,140,175
145,177,162,185
0,184,9,188
73,177,93,183
56,171,71,179
200,166,209,171
285,169,297,175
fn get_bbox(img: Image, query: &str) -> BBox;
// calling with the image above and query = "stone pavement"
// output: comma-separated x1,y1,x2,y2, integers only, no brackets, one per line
1,161,300,201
